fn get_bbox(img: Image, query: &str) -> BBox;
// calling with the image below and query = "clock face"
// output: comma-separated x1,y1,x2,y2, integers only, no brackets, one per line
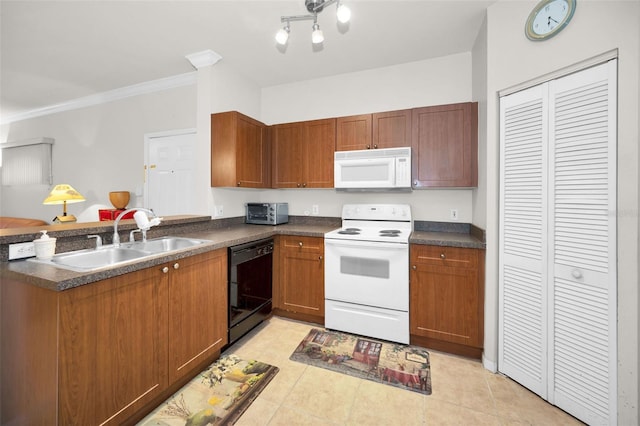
526,0,576,41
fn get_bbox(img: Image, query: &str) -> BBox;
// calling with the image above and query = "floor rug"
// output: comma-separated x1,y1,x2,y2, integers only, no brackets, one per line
290,328,432,395
139,354,279,425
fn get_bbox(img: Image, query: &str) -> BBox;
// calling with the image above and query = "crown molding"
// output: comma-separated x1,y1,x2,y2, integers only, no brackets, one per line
1,72,197,125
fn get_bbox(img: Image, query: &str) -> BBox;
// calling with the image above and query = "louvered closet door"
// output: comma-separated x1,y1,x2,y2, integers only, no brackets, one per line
548,61,617,425
499,84,549,398
500,59,617,426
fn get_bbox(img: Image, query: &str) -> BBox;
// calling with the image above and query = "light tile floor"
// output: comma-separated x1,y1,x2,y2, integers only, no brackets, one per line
224,317,583,425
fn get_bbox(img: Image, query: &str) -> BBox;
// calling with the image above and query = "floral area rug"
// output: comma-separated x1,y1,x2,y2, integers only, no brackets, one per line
139,354,279,425
290,328,432,395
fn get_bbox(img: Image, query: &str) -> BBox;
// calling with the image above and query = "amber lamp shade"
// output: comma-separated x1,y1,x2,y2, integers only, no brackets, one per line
109,191,130,209
43,184,86,223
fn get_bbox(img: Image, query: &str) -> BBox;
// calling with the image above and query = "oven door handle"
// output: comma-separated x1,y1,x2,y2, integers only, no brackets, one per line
324,238,408,250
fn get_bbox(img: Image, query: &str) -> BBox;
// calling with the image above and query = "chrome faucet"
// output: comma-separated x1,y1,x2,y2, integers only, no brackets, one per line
87,234,103,248
112,208,162,246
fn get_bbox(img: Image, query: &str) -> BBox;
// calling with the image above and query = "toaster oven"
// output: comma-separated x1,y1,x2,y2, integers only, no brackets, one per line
246,203,289,225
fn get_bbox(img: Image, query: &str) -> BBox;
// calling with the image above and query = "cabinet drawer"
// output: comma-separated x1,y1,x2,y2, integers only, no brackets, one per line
281,236,323,253
411,245,478,269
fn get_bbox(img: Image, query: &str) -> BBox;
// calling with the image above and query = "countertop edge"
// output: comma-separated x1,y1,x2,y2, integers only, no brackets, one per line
2,223,486,291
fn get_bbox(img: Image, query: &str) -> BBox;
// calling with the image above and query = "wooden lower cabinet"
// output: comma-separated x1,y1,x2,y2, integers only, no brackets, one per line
168,249,228,384
58,266,169,425
1,249,227,425
273,235,324,324
409,244,484,359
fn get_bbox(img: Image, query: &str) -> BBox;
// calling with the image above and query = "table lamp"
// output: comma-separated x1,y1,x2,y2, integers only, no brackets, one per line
43,184,86,223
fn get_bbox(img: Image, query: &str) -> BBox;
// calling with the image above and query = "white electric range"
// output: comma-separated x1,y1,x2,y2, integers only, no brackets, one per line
324,204,412,344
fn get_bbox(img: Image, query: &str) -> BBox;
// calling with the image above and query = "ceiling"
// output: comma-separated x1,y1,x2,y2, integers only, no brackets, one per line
1,0,495,120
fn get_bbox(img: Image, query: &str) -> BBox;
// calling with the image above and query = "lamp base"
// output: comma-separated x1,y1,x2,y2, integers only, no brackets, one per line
53,214,77,223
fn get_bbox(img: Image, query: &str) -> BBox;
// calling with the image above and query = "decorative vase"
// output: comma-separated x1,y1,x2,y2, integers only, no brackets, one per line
109,191,130,209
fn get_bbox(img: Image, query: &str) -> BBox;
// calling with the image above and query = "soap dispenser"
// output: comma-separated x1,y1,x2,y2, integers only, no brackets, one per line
33,230,56,260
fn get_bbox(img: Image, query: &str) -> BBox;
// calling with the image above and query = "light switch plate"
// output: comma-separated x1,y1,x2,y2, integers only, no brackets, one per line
9,242,36,260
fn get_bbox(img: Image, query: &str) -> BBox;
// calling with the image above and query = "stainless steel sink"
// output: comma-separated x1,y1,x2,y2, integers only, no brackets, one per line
29,236,210,272
121,236,207,254
49,247,151,271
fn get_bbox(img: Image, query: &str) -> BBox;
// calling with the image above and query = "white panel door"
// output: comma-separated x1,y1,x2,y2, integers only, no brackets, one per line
499,84,549,398
548,61,617,425
499,60,617,425
145,130,196,216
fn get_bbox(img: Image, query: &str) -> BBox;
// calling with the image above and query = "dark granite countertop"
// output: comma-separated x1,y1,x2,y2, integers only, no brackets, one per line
410,230,485,249
1,217,485,292
0,222,338,292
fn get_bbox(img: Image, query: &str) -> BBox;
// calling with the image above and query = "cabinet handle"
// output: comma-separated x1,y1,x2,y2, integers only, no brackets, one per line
299,241,303,247
162,266,169,273
373,144,378,149
319,256,323,261
414,180,418,186
412,265,417,270
571,269,583,279
237,182,241,187
302,183,307,188
297,183,301,187
366,144,371,149
440,253,446,260
173,263,180,270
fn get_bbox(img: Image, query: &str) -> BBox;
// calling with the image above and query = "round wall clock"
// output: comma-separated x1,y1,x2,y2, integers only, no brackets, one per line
525,0,577,41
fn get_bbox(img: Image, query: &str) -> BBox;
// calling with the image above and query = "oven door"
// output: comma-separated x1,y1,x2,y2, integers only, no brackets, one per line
324,238,408,311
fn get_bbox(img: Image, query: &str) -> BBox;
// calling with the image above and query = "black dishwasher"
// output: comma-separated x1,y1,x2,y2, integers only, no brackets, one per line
228,238,273,346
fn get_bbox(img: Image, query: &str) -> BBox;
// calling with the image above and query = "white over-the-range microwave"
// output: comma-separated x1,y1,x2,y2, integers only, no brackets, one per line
334,147,411,191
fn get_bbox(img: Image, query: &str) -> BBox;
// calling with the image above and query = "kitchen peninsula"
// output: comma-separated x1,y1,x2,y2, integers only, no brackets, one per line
1,215,484,425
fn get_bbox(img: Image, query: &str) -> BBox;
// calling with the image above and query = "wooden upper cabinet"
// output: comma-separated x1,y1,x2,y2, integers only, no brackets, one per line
336,114,372,151
336,110,411,151
303,118,335,188
211,111,270,188
271,122,304,188
373,109,412,149
272,118,335,188
412,102,478,188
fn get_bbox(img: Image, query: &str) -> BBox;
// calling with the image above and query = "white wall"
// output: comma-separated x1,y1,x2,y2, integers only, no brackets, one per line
0,85,197,222
483,1,639,422
256,52,476,222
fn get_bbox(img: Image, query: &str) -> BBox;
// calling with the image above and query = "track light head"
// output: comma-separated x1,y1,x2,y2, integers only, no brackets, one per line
275,23,290,45
312,22,324,44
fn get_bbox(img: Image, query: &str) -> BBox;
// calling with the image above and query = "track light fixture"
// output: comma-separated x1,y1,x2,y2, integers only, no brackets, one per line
275,0,350,46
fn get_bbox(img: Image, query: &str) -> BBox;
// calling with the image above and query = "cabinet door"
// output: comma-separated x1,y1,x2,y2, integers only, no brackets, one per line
336,114,372,151
410,246,483,349
303,118,335,188
412,102,478,188
271,122,304,188
211,111,270,188
58,267,169,425
236,113,270,188
168,249,228,384
373,109,412,149
277,236,324,317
